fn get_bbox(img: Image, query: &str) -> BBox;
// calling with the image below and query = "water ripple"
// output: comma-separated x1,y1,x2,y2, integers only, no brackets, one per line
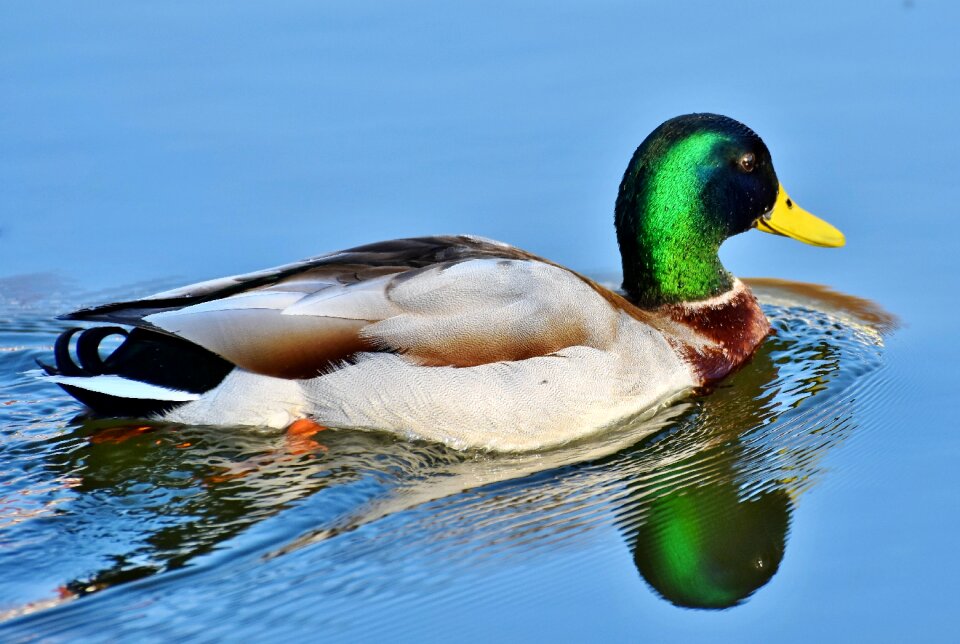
0,277,895,639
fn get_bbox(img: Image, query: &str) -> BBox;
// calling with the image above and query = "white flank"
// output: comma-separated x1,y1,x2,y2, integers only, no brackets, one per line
161,369,307,428
301,311,696,452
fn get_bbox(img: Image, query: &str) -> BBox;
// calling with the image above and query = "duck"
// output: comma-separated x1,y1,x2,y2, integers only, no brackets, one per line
42,113,845,451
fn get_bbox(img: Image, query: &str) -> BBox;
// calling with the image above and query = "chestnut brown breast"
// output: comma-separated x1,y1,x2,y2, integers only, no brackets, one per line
661,285,771,383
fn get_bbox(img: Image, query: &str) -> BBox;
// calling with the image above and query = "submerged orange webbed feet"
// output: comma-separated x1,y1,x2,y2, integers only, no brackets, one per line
88,425,155,445
285,418,328,455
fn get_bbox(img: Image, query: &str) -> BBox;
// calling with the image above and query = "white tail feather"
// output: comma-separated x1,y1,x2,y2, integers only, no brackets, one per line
41,374,200,401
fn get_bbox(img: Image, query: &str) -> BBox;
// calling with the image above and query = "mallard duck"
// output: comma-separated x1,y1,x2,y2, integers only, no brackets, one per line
43,113,844,451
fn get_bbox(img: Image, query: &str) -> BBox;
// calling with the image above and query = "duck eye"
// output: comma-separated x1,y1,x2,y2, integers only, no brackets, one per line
739,153,756,173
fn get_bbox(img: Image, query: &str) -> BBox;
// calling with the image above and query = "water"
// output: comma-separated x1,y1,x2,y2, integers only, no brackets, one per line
2,1,958,641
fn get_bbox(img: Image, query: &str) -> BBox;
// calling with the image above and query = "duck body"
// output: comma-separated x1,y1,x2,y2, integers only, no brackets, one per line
48,235,769,450
44,114,842,451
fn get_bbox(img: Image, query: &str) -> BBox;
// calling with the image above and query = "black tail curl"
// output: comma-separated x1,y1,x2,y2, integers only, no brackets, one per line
44,326,235,418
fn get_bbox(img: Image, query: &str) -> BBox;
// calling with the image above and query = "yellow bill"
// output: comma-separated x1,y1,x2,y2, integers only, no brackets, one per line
754,184,845,248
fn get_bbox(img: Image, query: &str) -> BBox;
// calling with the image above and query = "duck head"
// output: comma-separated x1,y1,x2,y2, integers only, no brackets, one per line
615,113,844,307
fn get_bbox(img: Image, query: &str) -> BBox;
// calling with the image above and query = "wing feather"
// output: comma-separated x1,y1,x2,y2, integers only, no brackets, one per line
365,259,621,366
60,236,629,377
281,275,399,320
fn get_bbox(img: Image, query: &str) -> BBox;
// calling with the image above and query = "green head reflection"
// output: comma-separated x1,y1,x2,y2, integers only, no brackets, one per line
622,326,803,610
632,482,791,609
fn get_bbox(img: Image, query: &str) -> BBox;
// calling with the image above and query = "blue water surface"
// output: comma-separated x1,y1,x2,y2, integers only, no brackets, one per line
1,1,958,642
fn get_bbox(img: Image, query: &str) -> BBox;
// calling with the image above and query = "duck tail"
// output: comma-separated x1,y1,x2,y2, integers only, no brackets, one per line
40,326,235,418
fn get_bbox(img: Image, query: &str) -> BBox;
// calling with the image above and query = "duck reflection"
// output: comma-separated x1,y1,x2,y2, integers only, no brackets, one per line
37,420,403,598
632,484,790,609
616,279,894,609
10,280,893,617
622,339,796,610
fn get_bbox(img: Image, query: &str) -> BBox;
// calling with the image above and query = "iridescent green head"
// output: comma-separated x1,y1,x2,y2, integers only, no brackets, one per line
615,113,843,307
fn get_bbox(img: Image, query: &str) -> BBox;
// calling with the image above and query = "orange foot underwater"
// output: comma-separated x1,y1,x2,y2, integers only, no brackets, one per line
88,424,155,445
285,418,328,455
